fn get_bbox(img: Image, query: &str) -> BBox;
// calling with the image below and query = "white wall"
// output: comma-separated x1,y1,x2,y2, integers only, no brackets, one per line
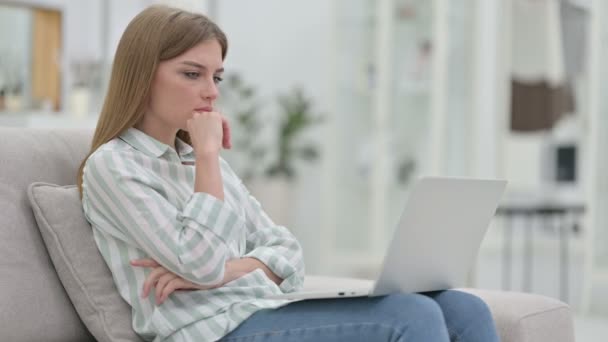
106,0,154,59
216,0,332,114
64,0,102,60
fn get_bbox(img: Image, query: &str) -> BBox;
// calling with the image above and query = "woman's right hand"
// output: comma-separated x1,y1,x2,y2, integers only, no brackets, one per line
132,258,249,304
186,111,231,157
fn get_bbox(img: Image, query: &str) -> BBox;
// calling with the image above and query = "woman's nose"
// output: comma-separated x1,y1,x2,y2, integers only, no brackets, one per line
201,80,219,101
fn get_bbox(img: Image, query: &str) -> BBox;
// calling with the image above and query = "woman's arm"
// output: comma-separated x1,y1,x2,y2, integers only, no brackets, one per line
130,165,300,301
83,150,244,287
190,111,232,200
227,162,305,293
194,153,224,200
133,255,282,304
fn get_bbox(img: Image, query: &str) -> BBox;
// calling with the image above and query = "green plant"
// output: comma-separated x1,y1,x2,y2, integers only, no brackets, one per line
220,75,322,182
265,87,323,180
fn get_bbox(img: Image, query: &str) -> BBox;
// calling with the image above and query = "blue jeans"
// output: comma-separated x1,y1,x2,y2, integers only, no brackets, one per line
220,290,499,342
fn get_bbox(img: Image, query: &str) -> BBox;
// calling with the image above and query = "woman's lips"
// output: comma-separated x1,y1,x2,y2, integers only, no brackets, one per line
194,107,213,112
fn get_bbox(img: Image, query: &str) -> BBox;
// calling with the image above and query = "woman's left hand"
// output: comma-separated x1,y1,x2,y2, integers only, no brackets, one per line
130,258,214,305
131,257,282,305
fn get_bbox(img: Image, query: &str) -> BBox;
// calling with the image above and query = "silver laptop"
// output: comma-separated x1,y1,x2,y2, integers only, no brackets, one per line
267,177,507,301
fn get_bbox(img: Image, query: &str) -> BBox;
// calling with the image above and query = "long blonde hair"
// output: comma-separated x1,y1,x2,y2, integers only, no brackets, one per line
77,5,227,196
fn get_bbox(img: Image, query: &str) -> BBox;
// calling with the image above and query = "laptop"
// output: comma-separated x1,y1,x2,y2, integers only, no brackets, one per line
266,177,507,301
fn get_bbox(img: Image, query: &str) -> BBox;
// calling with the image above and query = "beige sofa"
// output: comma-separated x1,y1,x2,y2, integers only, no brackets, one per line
0,127,576,342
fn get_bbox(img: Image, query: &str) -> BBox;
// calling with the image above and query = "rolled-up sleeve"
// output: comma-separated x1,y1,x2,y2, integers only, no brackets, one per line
82,150,245,286
231,173,305,293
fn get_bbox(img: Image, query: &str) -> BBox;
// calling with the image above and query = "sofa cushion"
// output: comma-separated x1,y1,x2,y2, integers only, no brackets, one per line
0,128,94,342
28,182,142,342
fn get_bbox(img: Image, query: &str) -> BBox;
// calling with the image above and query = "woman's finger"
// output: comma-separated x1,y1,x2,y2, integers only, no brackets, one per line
142,267,169,298
221,116,232,149
130,258,160,268
159,278,186,304
155,272,178,304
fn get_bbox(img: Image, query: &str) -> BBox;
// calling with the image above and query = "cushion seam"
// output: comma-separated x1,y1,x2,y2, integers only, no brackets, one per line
516,305,571,325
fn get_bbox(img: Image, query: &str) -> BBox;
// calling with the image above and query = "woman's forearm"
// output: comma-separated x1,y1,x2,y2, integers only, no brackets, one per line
194,152,224,201
238,257,283,285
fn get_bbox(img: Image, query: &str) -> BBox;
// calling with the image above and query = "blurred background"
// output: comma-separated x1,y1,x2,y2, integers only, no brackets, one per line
0,0,606,339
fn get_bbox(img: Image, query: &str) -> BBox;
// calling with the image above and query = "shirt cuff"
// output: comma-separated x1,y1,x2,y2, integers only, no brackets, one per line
245,247,304,293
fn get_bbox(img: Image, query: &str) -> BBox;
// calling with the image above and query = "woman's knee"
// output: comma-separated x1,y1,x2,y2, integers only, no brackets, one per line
373,293,449,341
378,293,443,317
430,290,493,320
376,293,446,326
428,290,498,342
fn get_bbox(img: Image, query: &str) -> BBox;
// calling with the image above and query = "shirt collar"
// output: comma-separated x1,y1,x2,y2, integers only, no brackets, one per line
119,128,194,160
175,136,195,163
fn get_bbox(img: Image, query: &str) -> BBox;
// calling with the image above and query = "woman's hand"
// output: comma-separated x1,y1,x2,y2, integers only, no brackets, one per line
131,257,257,305
130,259,215,305
186,111,232,157
234,258,283,286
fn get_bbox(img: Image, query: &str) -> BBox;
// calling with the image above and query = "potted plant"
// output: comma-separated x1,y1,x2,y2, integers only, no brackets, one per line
265,87,322,180
249,86,323,224
220,76,323,224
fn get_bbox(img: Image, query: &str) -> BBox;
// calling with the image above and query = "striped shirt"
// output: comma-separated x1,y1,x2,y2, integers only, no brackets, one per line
81,127,305,341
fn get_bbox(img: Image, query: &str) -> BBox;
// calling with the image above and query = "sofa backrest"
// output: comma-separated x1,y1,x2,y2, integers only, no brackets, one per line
0,128,95,342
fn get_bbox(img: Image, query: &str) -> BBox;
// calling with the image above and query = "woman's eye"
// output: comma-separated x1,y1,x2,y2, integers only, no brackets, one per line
184,72,199,79
213,76,224,84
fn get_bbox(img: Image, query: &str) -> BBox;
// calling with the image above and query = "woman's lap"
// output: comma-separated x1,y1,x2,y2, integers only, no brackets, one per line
218,290,498,342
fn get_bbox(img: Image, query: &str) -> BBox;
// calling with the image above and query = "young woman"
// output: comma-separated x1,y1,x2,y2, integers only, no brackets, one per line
78,5,499,342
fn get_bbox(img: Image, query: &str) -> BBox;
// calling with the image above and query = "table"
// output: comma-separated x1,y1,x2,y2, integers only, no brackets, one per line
495,202,585,303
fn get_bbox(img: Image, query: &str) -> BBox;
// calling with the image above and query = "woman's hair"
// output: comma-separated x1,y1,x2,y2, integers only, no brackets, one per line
77,5,228,196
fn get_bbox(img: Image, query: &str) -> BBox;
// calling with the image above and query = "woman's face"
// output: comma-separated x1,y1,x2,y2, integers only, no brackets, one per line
147,39,224,131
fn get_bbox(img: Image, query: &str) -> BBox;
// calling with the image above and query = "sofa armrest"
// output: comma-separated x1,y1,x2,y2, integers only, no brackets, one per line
460,289,575,342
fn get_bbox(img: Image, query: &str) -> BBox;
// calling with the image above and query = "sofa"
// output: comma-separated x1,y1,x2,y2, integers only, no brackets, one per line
0,127,576,342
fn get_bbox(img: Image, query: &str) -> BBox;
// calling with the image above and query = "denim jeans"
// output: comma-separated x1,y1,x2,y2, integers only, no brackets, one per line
219,290,499,342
